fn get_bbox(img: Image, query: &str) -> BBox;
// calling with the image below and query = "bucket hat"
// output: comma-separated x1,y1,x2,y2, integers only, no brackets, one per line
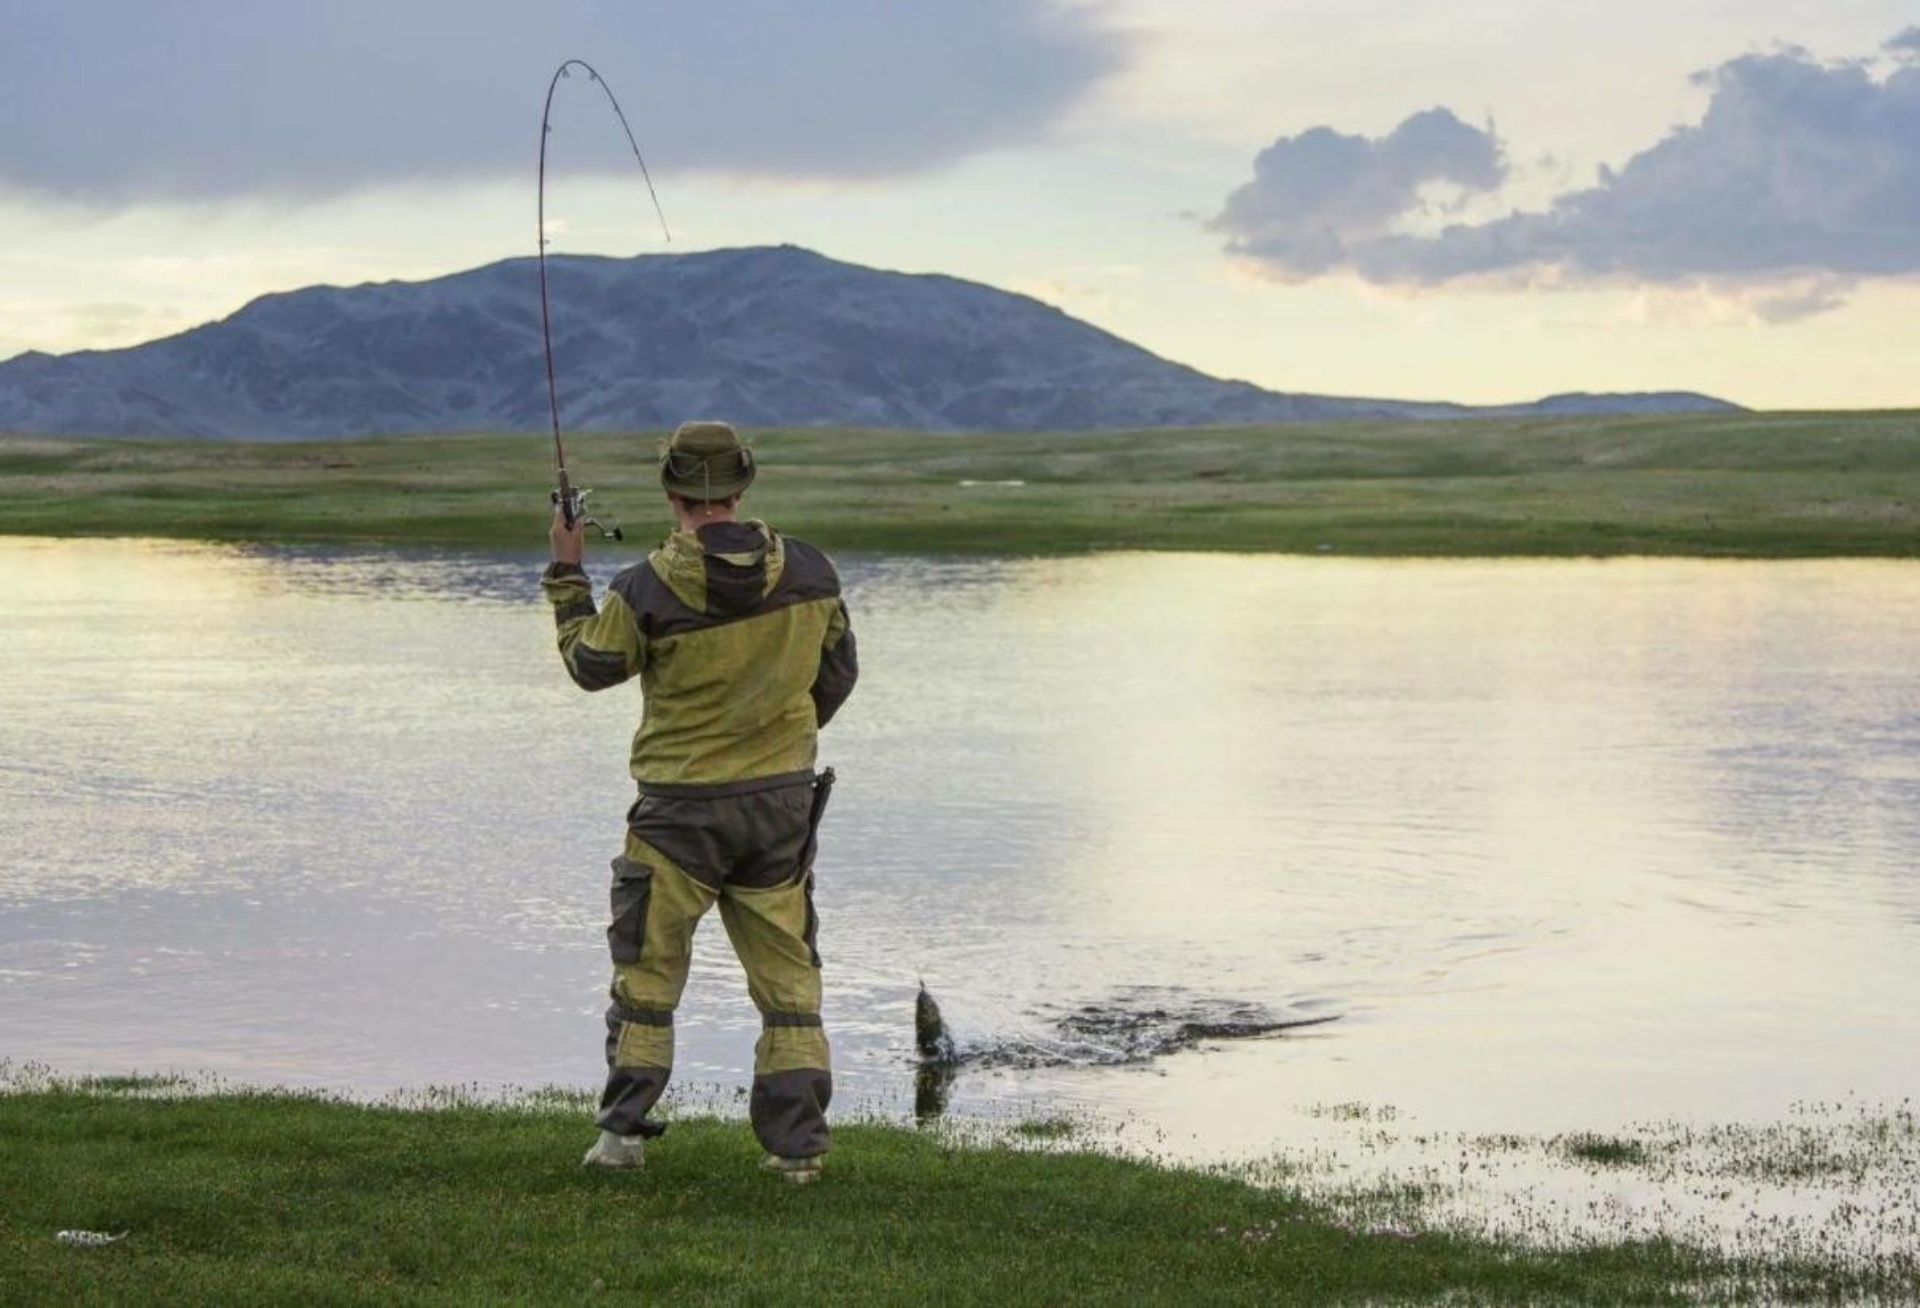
660,420,755,501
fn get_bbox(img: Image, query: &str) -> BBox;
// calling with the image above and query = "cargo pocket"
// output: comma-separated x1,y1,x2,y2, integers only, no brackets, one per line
801,871,822,969
608,855,654,966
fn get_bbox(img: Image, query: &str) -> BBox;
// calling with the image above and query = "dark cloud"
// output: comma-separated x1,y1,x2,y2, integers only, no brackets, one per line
1209,109,1506,278
1214,37,1920,313
1,1,1128,204
1887,27,1920,59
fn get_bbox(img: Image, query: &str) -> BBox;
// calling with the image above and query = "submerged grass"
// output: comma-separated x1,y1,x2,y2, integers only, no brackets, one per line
1007,1115,1080,1141
1,1080,1913,1304
2,410,1918,556
1561,1134,1656,1168
1275,1097,1919,1299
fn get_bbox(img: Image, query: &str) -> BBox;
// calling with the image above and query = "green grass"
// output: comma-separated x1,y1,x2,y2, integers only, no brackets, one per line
0,1085,1909,1304
2,410,1917,555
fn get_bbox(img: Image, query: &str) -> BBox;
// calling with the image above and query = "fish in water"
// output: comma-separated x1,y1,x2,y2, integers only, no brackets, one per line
914,982,960,1121
916,981,958,1064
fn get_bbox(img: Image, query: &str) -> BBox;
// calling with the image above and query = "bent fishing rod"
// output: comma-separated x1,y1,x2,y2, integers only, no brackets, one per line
538,57,672,542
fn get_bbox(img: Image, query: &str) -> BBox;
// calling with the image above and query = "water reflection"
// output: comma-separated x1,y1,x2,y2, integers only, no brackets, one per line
3,538,1920,1160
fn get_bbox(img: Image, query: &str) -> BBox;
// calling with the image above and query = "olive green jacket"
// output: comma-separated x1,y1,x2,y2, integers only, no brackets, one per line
541,520,857,789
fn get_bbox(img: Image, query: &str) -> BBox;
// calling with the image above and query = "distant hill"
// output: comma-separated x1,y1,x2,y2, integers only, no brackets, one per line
0,245,1741,438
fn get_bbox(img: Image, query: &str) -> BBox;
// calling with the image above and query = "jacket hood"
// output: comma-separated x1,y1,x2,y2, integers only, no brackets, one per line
651,519,785,617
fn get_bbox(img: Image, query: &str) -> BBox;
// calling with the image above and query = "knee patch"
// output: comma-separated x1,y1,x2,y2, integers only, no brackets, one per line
607,854,653,965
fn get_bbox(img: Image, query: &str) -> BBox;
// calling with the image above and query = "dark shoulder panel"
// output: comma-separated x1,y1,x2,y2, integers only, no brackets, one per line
772,535,841,606
618,532,840,642
609,560,700,642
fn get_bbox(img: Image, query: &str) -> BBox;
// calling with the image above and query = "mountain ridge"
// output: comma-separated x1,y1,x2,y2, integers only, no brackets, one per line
0,245,1741,438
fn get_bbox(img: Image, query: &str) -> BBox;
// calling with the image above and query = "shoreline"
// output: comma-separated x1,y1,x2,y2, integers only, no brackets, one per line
3,1070,1913,1303
3,412,1917,558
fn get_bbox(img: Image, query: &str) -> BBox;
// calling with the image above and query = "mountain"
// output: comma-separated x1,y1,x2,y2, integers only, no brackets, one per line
0,246,1741,438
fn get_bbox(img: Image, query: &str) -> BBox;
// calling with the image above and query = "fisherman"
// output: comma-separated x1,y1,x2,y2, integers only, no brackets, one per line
541,420,858,1183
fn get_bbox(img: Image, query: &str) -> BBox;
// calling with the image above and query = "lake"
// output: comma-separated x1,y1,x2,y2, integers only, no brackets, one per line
3,537,1917,1247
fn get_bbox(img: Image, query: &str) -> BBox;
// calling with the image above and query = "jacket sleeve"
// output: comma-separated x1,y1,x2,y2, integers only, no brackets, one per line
811,599,858,727
541,562,645,692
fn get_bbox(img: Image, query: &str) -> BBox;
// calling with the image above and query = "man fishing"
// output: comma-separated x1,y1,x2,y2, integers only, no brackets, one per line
541,420,858,1184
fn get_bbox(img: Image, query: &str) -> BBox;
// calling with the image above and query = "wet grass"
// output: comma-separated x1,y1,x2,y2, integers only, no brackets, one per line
1305,1102,1401,1123
1561,1134,1655,1168
2,410,1918,556
2,1074,1915,1304
1282,1096,1919,1295
1007,1115,1080,1141
64,1073,195,1096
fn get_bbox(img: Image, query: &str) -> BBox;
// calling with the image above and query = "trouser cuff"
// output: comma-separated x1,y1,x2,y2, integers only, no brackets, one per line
597,1000,674,1137
750,1067,832,1158
595,1067,671,1138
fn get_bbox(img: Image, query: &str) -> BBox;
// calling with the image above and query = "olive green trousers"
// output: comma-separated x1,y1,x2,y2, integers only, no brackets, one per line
594,779,831,1158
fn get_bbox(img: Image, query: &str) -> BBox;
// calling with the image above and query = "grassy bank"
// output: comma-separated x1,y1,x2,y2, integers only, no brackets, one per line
2,410,1917,555
0,1082,1908,1305
7,1075,1912,1298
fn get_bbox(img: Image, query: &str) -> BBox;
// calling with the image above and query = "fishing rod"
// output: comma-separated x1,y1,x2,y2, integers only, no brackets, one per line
538,57,672,542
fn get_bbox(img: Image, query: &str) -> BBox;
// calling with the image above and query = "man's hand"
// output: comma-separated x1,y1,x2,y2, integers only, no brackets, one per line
550,502,586,565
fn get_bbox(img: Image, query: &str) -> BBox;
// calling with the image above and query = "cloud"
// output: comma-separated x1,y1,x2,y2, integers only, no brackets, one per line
0,1,1128,205
1208,109,1507,279
1887,27,1920,60
1213,36,1920,317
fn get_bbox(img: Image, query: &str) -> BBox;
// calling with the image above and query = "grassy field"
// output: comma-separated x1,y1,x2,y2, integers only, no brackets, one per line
2,1080,1906,1305
1,410,1916,555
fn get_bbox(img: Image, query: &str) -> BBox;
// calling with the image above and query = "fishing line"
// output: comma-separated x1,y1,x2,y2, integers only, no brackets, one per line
538,57,672,537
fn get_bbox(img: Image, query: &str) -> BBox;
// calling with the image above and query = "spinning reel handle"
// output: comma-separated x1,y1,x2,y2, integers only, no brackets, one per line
552,484,623,541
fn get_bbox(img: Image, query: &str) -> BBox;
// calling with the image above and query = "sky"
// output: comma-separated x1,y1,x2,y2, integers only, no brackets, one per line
3,0,1918,411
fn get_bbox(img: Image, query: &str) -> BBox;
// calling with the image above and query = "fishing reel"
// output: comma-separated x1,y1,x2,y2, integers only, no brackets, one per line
553,484,624,541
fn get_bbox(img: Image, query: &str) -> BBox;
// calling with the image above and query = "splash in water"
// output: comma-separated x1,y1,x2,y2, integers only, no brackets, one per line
914,981,1339,1118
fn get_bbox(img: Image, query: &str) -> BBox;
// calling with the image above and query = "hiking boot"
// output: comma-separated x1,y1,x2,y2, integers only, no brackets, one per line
582,1129,646,1170
761,1153,824,1185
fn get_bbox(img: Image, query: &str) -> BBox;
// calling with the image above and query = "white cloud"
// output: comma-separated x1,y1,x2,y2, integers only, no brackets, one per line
1212,34,1920,318
0,1,1129,205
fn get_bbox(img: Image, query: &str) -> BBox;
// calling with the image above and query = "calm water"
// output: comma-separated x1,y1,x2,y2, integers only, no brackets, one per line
3,538,1918,1169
